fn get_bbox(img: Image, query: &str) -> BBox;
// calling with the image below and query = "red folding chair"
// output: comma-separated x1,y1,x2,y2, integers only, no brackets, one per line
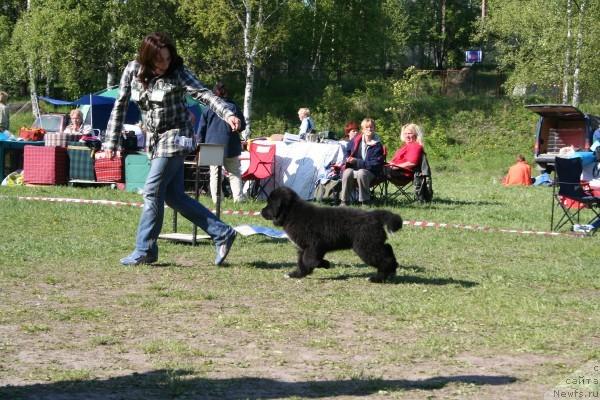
241,141,276,199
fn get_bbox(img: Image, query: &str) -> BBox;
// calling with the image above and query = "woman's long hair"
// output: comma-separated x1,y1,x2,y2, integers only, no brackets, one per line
137,32,183,88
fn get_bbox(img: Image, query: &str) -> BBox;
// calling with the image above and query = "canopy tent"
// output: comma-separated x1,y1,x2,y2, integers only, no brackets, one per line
40,88,205,133
38,94,140,132
96,87,205,132
75,94,140,132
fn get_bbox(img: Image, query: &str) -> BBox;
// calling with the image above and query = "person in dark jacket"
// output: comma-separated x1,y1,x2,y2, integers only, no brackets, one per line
339,118,385,206
198,82,246,203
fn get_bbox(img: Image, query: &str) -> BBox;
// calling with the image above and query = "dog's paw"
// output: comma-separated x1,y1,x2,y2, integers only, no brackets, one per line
368,275,385,283
286,269,308,279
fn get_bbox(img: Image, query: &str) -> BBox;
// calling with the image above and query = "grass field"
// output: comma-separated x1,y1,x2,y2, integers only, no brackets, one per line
0,167,599,399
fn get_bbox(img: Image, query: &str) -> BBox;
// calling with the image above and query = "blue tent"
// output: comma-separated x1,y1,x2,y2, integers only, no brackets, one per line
96,87,204,132
38,94,140,132
40,89,204,132
75,94,140,132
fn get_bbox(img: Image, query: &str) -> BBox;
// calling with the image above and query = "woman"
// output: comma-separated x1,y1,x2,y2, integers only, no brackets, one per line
198,82,246,204
339,121,359,152
339,118,385,206
104,32,241,266
385,123,424,180
64,109,90,134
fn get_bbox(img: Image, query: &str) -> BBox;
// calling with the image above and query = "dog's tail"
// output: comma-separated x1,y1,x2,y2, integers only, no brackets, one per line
372,210,403,233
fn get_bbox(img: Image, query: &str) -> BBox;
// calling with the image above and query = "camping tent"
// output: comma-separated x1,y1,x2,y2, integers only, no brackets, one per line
96,87,205,132
40,88,205,133
74,94,140,133
38,94,140,132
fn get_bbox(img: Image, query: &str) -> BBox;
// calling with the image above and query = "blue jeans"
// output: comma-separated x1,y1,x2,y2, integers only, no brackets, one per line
133,156,233,258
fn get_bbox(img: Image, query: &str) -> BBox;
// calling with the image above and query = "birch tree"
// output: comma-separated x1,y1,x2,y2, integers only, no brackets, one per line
484,0,600,103
562,0,572,103
571,0,586,106
179,0,290,138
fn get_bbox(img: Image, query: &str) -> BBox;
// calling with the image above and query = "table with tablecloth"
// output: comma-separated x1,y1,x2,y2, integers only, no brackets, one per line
240,140,345,199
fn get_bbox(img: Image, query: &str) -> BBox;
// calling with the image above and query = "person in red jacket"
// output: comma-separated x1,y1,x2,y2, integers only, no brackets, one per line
384,123,424,181
502,154,533,186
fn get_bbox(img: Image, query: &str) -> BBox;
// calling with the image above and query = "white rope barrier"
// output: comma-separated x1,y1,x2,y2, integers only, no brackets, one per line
0,194,583,238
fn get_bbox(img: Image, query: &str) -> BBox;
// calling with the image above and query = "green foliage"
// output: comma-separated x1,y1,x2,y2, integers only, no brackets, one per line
385,66,429,122
482,0,600,103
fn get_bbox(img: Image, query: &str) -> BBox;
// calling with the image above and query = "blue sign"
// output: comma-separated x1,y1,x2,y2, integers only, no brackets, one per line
465,50,483,64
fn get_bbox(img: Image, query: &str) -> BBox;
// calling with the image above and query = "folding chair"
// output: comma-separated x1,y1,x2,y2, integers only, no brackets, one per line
414,152,433,203
377,152,433,204
367,145,389,204
241,141,276,199
551,156,600,232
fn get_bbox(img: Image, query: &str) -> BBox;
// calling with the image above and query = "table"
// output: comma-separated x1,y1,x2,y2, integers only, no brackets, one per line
242,140,345,200
0,140,45,180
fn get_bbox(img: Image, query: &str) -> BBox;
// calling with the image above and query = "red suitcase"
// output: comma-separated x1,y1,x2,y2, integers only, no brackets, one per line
94,151,124,182
23,145,68,185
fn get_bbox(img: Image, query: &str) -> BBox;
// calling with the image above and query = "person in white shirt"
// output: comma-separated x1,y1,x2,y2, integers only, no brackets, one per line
64,109,91,135
297,107,314,140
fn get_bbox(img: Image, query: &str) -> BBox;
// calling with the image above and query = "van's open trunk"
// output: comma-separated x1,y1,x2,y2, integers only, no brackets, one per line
525,104,597,168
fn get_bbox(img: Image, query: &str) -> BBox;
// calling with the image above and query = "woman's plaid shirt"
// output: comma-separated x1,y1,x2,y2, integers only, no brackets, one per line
104,60,234,158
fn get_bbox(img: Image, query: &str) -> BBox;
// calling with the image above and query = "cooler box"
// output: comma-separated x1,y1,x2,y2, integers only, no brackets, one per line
67,145,95,181
125,152,150,192
23,145,68,185
44,132,82,147
94,151,124,182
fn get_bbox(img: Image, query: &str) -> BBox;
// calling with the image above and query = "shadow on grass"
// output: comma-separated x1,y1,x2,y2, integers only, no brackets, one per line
427,197,503,207
321,271,477,287
392,274,477,287
0,370,518,399
250,261,297,270
373,196,503,209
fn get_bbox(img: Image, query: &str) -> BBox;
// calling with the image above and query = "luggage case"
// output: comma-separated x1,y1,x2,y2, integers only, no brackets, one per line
23,145,68,185
67,145,95,181
94,151,124,182
125,152,150,192
44,132,82,147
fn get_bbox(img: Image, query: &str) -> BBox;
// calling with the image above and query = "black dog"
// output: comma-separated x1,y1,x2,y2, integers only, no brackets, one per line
261,186,402,282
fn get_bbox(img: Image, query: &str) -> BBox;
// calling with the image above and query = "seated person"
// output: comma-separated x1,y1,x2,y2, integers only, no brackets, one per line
339,118,385,206
64,109,91,135
384,123,425,181
297,107,315,140
502,154,532,186
339,120,359,152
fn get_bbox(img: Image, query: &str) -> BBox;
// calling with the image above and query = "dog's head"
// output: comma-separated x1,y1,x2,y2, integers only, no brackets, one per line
261,186,299,226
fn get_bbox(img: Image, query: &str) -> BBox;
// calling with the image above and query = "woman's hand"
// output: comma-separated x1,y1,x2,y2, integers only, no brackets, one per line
227,116,241,132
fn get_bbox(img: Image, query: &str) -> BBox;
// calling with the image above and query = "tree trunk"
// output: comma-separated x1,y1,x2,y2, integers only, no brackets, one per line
312,20,327,74
562,0,572,104
243,59,255,140
481,0,486,21
26,0,39,119
572,0,585,107
434,0,446,69
106,29,117,88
